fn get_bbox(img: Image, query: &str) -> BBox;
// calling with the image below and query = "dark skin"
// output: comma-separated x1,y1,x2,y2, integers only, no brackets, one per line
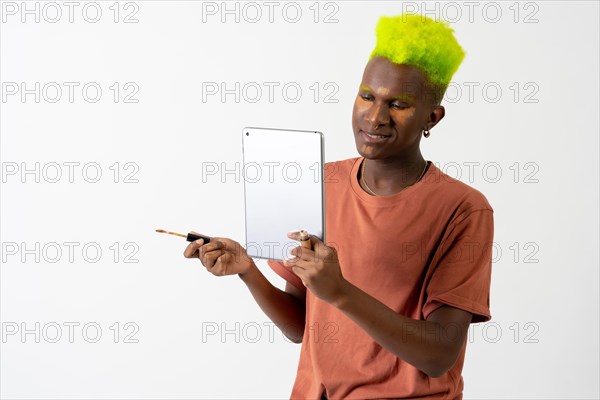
185,56,473,377
353,56,445,195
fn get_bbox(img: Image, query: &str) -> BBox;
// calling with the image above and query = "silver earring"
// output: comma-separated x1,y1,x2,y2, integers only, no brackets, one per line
423,127,430,138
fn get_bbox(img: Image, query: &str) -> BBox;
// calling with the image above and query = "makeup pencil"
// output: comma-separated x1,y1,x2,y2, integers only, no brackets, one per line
155,229,211,243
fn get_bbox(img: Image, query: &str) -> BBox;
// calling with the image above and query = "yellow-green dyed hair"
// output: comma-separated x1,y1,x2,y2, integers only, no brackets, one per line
369,14,466,103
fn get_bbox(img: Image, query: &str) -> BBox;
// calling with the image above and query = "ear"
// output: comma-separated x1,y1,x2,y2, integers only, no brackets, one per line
426,105,445,131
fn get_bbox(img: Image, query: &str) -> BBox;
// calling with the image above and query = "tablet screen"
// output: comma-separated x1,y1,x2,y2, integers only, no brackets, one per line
242,127,325,261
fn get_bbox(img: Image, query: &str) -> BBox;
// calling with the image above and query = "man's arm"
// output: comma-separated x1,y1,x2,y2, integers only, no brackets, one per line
332,282,472,378
285,209,492,377
238,262,306,343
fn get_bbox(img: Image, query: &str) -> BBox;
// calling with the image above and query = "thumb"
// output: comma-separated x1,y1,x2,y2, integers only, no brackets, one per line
309,234,324,248
190,231,215,244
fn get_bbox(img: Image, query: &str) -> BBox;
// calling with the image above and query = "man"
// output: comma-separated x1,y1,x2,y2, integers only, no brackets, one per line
185,13,494,399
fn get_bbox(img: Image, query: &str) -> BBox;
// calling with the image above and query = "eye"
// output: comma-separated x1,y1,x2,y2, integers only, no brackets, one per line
391,102,410,110
359,93,373,101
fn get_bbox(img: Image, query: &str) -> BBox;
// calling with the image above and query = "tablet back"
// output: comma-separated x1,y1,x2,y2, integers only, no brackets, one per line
242,127,325,261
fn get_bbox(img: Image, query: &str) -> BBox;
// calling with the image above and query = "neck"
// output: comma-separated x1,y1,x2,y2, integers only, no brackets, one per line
361,154,427,195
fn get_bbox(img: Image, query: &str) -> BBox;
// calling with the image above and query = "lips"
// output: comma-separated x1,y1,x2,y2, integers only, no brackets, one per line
360,129,390,143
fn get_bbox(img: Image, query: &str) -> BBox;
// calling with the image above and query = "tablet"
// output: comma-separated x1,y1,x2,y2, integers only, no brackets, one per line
242,127,325,261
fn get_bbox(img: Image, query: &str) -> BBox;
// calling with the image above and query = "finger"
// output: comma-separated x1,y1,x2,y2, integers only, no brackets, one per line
198,240,225,259
183,239,204,258
283,257,306,270
202,249,227,271
310,237,336,262
287,231,323,251
286,231,302,241
198,241,226,267
309,234,324,249
190,231,216,246
210,253,232,276
287,230,313,240
206,237,238,253
289,265,308,287
290,245,315,262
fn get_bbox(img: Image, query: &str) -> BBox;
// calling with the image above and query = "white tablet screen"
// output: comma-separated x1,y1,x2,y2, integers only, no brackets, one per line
242,127,325,261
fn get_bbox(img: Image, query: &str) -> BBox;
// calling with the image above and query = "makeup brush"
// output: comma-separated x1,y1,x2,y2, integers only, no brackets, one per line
155,229,211,243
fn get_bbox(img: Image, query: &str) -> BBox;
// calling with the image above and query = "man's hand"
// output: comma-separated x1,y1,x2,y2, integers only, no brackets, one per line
183,231,254,276
283,231,348,305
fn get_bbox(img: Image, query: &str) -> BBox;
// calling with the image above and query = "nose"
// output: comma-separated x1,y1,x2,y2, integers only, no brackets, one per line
365,101,389,130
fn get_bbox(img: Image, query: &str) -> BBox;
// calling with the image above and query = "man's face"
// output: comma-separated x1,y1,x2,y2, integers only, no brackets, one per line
352,56,437,160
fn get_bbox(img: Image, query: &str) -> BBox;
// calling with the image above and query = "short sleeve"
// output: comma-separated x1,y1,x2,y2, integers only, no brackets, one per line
423,209,494,323
267,260,307,292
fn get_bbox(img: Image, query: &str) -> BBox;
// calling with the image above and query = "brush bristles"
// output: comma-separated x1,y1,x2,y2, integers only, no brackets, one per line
155,229,187,238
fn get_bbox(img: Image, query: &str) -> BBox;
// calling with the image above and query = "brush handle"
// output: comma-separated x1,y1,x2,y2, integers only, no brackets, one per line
187,233,211,243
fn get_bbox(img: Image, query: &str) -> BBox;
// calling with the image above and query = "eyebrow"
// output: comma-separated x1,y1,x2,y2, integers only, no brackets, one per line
359,85,415,102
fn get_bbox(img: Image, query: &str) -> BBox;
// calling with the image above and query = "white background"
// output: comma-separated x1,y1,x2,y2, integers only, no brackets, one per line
1,1,599,398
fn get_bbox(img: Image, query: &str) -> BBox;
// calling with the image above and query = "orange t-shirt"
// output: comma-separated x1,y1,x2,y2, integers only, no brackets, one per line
268,157,494,399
